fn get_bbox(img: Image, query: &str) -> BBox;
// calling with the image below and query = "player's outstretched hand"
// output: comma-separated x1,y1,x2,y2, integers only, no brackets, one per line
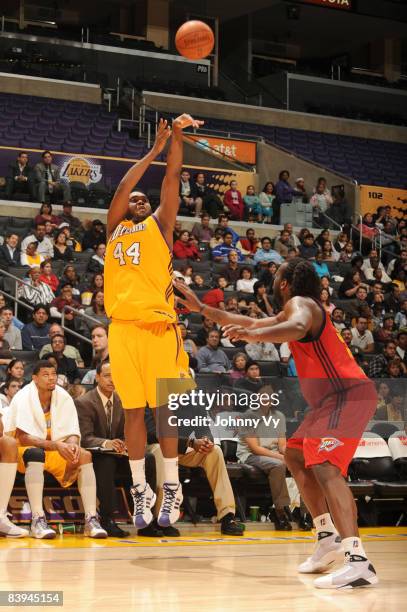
222,324,255,343
173,113,204,131
173,279,203,312
152,118,172,155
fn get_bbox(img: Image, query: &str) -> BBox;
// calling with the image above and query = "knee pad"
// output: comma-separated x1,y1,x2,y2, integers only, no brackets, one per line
23,447,45,465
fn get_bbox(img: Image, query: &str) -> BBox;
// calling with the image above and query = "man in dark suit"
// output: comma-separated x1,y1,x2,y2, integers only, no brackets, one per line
34,150,71,203
0,233,21,268
6,151,36,200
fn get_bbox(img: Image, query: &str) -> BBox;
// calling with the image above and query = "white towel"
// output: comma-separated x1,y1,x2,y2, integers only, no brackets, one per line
5,381,81,442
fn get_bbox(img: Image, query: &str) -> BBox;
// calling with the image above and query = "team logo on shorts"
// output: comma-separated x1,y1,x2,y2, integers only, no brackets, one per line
318,438,344,453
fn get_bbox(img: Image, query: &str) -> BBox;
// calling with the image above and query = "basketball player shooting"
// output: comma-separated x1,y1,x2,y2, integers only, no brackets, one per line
175,258,378,590
105,115,203,530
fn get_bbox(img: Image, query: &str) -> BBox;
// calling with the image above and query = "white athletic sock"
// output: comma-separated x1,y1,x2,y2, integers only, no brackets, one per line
342,536,367,560
313,513,337,534
129,458,146,488
163,457,179,485
25,462,45,516
0,463,17,514
78,463,97,517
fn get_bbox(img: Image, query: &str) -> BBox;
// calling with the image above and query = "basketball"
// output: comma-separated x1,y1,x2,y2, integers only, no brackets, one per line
175,20,214,60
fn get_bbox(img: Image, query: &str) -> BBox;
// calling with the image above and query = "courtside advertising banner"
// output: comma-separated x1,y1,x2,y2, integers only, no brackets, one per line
185,134,257,165
360,185,407,216
301,0,352,10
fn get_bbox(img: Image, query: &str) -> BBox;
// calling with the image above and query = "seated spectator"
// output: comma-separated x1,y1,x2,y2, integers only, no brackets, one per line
179,170,202,216
396,328,407,363
294,177,308,202
236,391,295,531
374,381,392,420
191,213,214,243
320,288,335,315
386,359,404,380
321,240,338,262
21,304,51,350
274,170,296,224
245,339,279,362
310,177,333,226
174,265,193,286
173,230,200,260
83,291,109,333
336,237,352,259
234,360,263,393
215,214,240,245
329,192,351,226
59,202,82,233
388,249,407,278
43,334,80,383
191,173,223,219
243,185,262,222
351,316,375,353
195,316,216,347
299,234,319,260
196,329,230,373
82,325,110,384
229,352,248,380
362,249,391,283
87,244,106,273
0,233,21,268
38,261,59,294
274,230,291,259
58,265,81,299
50,284,83,321
21,222,54,261
6,361,106,539
220,251,242,288
315,229,332,250
0,296,22,331
53,229,74,262
367,281,385,306
75,362,130,537
374,314,396,343
249,281,274,316
0,319,13,365
259,182,275,223
34,150,71,204
5,151,35,201
223,180,244,221
320,275,333,296
254,237,283,268
202,277,226,310
21,241,44,269
172,220,183,244
339,270,369,299
212,233,243,263
82,220,106,252
58,224,81,252
39,322,84,366
236,267,257,294
332,307,346,332
0,306,22,350
284,223,300,248
0,377,22,409
239,228,259,257
313,252,330,278
18,267,55,306
34,203,60,229
260,262,279,294
341,327,367,369
190,273,210,291
81,272,104,306
368,340,398,378
209,228,225,250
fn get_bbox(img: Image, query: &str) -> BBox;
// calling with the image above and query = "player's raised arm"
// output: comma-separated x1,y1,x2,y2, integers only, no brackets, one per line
107,119,171,237
155,114,204,246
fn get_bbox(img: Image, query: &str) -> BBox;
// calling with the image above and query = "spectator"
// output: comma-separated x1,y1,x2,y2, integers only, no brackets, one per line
374,313,396,343
362,249,391,283
320,275,333,296
179,170,201,216
174,265,193,286
34,150,71,203
202,278,226,310
82,220,106,251
212,233,243,263
358,212,379,241
236,267,257,294
221,251,242,288
0,233,20,267
240,228,259,256
334,231,349,253
83,291,109,333
243,185,262,222
260,262,279,293
82,325,109,384
299,234,319,260
315,229,331,250
178,321,198,359
39,261,59,293
274,230,291,258
329,192,351,226
249,281,274,316
21,241,44,269
0,319,13,365
339,269,369,299
320,288,335,315
259,182,275,223
229,352,248,380
339,241,355,263
351,316,375,353
197,329,230,373
4,359,25,385
43,334,80,383
21,304,51,350
341,327,367,368
191,173,223,218
53,229,74,262
59,202,82,233
5,151,35,200
386,360,404,380
223,180,244,221
245,339,279,362
75,362,130,537
87,244,106,274
190,273,210,291
0,306,22,350
234,360,263,393
18,267,55,306
321,240,338,262
396,328,407,363
332,307,346,332
254,237,283,268
50,284,82,320
172,220,183,244
375,381,393,420
173,230,200,260
310,177,333,226
0,378,22,409
34,203,60,229
191,213,214,243
39,322,84,365
274,170,296,224
195,316,216,347
313,252,330,278
215,214,240,245
294,177,308,202
81,273,104,307
284,223,301,248
21,222,54,260
395,303,407,330
58,265,81,298
388,249,407,278
368,340,398,378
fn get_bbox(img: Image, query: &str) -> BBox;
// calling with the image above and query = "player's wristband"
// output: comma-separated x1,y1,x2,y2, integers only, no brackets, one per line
199,303,206,313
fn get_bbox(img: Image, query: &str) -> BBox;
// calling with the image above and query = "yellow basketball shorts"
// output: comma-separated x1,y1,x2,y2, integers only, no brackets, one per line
109,320,195,409
17,447,79,488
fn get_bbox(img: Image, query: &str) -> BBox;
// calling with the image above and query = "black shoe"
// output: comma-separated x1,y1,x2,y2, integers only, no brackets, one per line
298,513,313,531
100,518,130,538
221,513,245,536
137,519,164,537
274,509,292,531
161,525,180,537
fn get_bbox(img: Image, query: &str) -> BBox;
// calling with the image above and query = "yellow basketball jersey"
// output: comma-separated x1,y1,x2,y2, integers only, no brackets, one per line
104,215,176,323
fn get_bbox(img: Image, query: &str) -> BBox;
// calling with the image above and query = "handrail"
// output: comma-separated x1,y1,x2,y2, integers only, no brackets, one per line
0,268,41,317
117,118,152,148
60,305,104,345
63,304,103,326
320,211,343,231
0,268,41,292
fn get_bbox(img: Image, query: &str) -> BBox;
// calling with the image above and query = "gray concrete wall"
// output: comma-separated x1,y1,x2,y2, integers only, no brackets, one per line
0,73,101,104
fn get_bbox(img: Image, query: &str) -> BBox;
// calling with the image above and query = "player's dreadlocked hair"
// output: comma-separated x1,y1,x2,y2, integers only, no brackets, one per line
281,258,321,299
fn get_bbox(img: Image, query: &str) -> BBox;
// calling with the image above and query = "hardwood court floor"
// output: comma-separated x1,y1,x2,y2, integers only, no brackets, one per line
0,527,406,611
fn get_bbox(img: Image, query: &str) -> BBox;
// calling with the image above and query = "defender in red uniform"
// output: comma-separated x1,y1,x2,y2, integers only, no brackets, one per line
175,259,378,590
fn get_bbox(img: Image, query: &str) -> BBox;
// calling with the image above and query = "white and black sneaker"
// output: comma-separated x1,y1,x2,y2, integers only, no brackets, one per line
298,531,344,574
30,514,56,539
0,511,29,538
157,483,183,528
130,483,156,529
314,553,378,589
